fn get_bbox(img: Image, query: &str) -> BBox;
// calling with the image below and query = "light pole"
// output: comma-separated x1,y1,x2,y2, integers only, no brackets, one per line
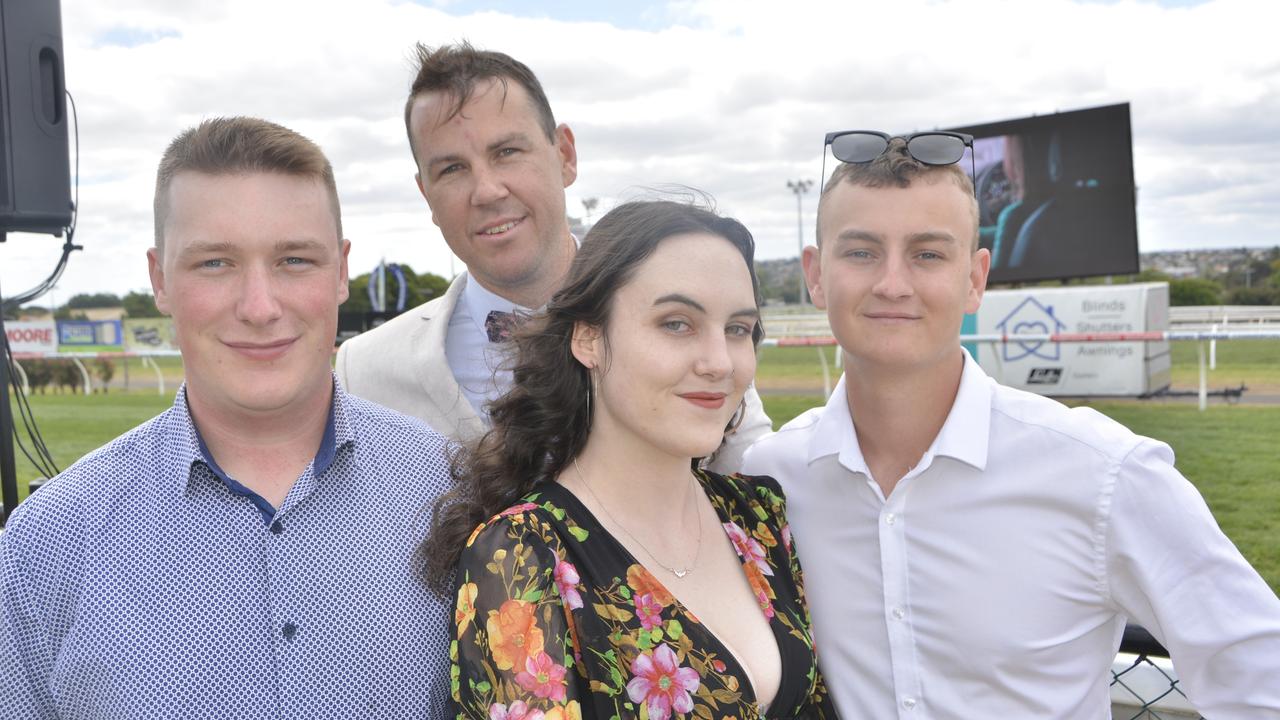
786,179,813,305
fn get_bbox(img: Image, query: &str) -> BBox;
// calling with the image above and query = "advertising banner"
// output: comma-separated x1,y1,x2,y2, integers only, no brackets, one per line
5,320,58,354
56,319,124,353
976,282,1171,396
123,318,178,352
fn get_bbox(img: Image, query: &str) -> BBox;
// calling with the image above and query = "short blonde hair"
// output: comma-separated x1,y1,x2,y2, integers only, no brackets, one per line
817,137,979,248
153,117,342,252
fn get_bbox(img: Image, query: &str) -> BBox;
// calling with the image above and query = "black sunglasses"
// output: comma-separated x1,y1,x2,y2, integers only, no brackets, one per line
821,130,975,193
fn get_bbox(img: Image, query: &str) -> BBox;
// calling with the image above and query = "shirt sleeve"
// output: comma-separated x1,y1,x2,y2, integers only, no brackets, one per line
709,384,773,475
1105,438,1280,719
451,510,584,719
0,512,59,719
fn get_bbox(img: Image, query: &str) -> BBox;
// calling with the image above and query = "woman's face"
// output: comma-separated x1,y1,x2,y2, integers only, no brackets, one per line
576,232,759,461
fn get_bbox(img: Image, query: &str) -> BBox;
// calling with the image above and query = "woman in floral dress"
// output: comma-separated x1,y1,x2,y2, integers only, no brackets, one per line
421,201,836,720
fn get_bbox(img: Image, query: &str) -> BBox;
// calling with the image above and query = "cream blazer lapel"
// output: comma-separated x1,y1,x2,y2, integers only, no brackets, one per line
335,273,487,444
414,275,487,444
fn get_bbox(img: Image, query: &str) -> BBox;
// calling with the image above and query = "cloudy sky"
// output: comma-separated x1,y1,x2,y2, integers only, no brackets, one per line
3,0,1276,303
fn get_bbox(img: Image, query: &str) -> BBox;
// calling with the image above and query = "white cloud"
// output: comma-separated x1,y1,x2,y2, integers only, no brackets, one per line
2,0,1276,301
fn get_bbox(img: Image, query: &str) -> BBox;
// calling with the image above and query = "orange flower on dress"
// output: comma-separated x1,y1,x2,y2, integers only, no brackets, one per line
544,701,583,720
456,582,479,636
743,562,776,619
487,599,545,671
626,564,675,607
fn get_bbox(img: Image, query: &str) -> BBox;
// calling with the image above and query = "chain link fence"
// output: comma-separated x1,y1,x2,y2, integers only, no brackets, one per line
1110,625,1203,720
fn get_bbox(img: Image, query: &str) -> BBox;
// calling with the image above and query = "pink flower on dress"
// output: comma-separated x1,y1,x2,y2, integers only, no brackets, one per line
554,559,584,610
515,651,568,702
625,644,700,720
781,524,793,554
499,502,540,517
722,522,774,576
635,592,663,631
489,701,545,720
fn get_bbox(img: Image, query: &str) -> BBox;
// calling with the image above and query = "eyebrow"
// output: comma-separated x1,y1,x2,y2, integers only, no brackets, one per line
176,238,328,258
274,238,330,254
175,240,235,258
654,293,759,320
833,230,957,244
424,132,532,170
906,231,958,245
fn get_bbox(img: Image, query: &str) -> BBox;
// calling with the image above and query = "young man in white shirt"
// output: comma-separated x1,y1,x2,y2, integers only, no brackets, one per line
741,134,1280,719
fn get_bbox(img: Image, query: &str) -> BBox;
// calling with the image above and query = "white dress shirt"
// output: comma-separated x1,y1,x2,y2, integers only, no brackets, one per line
445,273,528,418
742,349,1280,720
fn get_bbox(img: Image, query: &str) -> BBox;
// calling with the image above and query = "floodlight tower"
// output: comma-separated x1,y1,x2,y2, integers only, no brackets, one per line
786,179,814,305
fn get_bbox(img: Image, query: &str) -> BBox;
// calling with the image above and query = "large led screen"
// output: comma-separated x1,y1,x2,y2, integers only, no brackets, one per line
948,103,1139,285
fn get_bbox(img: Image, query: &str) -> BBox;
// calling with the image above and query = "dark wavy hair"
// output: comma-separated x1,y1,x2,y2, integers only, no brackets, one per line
420,199,763,594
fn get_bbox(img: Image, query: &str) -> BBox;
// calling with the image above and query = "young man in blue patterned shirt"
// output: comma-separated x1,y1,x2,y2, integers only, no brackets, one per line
0,117,454,718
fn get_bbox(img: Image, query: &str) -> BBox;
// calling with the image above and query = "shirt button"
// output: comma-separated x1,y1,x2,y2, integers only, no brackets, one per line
885,513,897,525
892,606,906,620
282,622,298,641
903,696,917,710
270,521,284,535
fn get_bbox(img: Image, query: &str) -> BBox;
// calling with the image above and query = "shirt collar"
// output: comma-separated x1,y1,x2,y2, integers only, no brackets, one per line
805,348,992,474
460,271,532,339
930,348,992,471
170,373,353,494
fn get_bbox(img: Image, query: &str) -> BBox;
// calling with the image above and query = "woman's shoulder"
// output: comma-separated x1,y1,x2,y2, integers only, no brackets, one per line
462,485,589,554
700,469,789,524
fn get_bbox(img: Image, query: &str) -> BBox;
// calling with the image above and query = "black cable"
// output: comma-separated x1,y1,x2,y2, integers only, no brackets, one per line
2,335,59,477
3,332,59,477
0,87,83,498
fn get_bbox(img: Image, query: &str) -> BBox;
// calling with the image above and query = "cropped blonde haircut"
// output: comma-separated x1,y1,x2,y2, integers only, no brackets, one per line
153,117,342,253
817,137,979,249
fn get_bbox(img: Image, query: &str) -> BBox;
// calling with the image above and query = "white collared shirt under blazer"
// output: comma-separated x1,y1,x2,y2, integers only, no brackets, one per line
741,349,1280,720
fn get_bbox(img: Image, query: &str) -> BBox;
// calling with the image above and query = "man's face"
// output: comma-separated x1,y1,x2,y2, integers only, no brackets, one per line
148,171,350,419
806,177,989,373
410,78,577,305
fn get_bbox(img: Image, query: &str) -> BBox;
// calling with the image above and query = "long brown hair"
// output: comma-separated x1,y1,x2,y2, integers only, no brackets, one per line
420,199,762,594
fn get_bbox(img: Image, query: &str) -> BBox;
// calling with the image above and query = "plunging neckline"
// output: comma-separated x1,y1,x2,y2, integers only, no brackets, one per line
538,477,788,715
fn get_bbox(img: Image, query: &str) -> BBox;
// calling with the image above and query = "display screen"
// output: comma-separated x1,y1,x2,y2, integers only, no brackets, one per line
948,103,1139,285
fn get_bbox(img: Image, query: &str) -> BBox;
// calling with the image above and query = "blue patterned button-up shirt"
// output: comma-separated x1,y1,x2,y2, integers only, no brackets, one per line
0,380,454,719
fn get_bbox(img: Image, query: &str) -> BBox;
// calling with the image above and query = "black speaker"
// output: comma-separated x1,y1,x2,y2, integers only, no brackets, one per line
0,0,72,235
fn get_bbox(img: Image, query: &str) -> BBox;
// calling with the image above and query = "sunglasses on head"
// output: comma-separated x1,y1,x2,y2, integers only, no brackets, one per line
821,129,976,193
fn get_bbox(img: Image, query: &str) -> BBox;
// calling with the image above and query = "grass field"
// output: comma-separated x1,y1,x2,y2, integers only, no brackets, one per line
1168,337,1280,392
6,341,1278,592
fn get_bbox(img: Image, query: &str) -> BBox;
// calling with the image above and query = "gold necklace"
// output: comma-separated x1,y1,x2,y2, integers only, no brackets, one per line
572,457,702,578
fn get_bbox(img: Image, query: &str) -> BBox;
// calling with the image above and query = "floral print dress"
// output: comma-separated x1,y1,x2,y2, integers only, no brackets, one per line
450,471,836,720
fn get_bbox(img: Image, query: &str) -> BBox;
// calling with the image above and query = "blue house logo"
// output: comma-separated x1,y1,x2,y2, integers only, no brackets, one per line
995,296,1066,362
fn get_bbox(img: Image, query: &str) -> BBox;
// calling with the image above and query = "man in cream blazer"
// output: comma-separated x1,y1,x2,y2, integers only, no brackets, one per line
336,43,769,471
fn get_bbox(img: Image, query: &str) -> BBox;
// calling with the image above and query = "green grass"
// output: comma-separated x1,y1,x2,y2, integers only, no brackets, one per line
755,345,842,390
7,393,176,503
1168,338,1280,392
758,394,1280,594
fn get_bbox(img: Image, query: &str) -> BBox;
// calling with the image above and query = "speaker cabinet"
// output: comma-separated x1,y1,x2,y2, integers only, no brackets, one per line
0,0,72,235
